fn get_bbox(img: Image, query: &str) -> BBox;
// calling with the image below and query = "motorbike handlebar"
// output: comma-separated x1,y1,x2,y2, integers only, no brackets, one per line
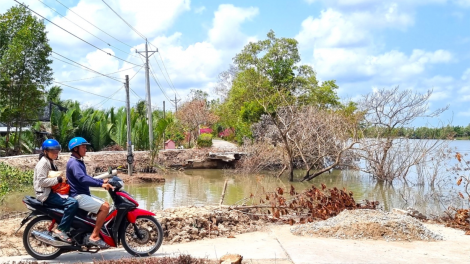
94,169,117,179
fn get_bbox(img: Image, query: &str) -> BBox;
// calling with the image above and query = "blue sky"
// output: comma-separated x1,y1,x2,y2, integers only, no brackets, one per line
1,0,469,126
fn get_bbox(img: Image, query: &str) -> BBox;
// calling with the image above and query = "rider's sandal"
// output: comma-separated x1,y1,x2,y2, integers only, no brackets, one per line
87,236,110,249
52,230,71,243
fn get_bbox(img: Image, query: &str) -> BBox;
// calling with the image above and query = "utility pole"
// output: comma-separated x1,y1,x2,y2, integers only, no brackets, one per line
136,40,157,150
125,75,133,176
163,100,165,150
170,94,181,112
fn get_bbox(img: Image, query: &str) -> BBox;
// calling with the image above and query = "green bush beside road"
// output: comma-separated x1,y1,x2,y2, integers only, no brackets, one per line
0,162,33,201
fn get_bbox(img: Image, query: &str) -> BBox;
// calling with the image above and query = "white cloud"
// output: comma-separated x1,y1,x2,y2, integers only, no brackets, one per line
149,33,223,86
305,0,447,10
296,10,370,49
44,0,190,49
0,0,53,19
296,0,456,105
208,4,258,49
312,48,453,84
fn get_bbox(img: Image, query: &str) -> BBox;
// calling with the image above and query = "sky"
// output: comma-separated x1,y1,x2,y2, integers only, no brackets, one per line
0,0,469,126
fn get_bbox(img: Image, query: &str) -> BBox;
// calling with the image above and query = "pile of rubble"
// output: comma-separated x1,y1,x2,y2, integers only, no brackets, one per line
291,209,443,242
156,206,269,243
0,149,217,173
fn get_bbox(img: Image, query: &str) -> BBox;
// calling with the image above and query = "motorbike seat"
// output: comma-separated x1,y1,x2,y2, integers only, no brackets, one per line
23,196,68,210
23,196,42,207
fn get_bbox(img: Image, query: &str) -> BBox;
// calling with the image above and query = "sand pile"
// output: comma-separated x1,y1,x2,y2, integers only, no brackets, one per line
291,209,443,241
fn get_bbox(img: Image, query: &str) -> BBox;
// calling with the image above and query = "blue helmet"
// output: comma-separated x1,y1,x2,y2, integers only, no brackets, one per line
42,139,61,151
68,137,91,151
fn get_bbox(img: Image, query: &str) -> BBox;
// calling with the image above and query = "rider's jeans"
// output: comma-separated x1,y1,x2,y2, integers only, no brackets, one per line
44,192,79,232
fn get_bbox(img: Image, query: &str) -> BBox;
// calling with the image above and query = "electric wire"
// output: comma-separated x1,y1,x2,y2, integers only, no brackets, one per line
94,64,144,108
14,0,140,66
93,86,124,109
149,66,173,104
38,0,137,59
53,81,126,102
150,44,181,100
52,51,124,83
56,65,142,83
150,54,180,100
101,0,146,40
54,0,134,48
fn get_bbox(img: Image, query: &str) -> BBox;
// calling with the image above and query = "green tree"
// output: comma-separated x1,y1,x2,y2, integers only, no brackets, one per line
46,85,63,104
227,30,341,180
0,5,53,154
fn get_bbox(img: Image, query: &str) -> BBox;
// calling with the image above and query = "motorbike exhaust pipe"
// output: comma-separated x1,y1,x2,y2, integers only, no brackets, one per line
31,230,71,247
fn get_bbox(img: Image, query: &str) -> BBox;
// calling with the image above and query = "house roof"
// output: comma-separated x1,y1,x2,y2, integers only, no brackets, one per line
165,139,174,143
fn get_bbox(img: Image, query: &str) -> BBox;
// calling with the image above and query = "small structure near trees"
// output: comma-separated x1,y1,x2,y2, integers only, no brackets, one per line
164,139,175,150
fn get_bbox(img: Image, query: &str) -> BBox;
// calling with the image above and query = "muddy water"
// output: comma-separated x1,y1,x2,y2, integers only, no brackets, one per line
2,140,469,215
0,169,407,213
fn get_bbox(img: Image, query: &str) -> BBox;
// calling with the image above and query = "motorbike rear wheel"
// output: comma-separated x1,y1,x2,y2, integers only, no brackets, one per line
120,215,163,257
23,216,63,260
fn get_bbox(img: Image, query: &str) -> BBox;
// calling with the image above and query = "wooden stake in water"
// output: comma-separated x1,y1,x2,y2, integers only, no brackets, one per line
219,179,228,206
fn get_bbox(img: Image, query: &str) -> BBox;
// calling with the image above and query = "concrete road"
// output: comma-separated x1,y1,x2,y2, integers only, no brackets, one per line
2,224,470,264
211,139,238,150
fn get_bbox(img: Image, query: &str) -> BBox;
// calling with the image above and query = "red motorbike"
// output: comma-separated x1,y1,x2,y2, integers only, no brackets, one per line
18,173,163,260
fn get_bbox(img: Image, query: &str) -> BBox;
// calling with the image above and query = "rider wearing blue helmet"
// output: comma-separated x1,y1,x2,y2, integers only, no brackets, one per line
66,137,113,248
33,139,78,243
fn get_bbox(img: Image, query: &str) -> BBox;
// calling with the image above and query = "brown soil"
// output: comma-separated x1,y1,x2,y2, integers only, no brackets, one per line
0,148,235,174
0,216,25,257
119,172,165,184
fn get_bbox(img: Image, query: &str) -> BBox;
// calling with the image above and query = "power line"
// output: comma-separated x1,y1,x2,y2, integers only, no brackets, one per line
52,54,123,81
15,0,140,66
94,64,144,108
53,81,126,102
149,66,173,104
150,44,181,100
56,65,142,83
38,0,137,59
150,53,179,100
101,0,146,40
52,51,124,83
54,0,134,48
93,86,124,109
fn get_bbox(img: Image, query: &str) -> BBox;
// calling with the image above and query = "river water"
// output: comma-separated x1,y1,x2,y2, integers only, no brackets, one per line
2,140,470,215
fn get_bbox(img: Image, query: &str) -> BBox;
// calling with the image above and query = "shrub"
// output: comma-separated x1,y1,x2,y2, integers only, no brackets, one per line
199,127,213,135
219,128,235,141
0,162,34,200
197,133,213,148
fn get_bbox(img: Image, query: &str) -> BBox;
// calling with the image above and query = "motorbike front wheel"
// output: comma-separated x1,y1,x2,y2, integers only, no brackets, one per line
23,216,63,260
121,215,163,257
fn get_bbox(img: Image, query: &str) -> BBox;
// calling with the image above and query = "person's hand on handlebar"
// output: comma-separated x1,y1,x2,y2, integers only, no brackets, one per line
102,182,114,190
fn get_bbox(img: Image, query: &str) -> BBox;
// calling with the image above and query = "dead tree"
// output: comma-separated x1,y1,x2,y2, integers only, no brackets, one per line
357,87,448,182
251,105,361,181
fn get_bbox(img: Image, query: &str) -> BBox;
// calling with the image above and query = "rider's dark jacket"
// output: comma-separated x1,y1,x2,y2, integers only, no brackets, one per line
66,156,104,197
